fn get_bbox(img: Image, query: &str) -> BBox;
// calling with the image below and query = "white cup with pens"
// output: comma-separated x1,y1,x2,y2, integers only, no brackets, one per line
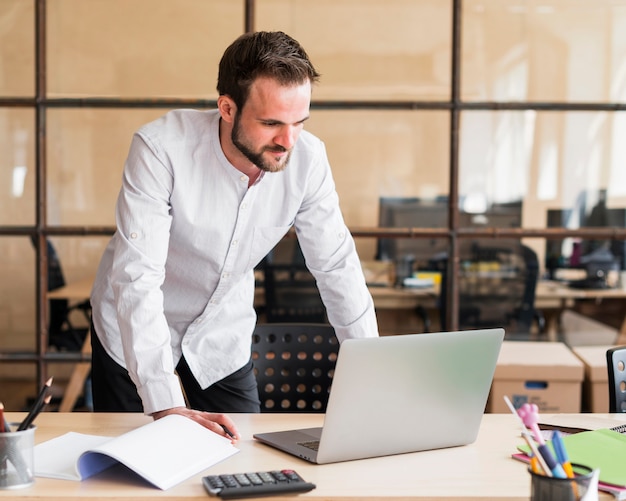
503,396,599,501
0,376,53,489
0,422,36,489
529,463,599,501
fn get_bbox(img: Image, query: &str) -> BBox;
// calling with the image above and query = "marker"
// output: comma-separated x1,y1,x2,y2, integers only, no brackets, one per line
536,441,568,478
551,430,575,479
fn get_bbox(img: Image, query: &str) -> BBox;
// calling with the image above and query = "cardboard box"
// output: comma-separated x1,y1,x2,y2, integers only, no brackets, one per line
571,345,613,413
488,341,584,413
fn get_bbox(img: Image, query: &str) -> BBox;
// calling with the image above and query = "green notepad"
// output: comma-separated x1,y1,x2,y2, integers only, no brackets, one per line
520,429,626,487
562,429,626,487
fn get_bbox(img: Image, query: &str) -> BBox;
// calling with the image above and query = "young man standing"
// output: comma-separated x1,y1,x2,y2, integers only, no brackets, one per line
90,31,379,439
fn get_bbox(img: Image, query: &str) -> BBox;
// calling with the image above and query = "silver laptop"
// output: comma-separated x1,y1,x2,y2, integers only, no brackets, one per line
253,328,504,464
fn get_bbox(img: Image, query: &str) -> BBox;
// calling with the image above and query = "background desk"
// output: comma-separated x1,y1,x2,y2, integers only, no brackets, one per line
535,281,626,343
49,277,626,341
1,412,616,500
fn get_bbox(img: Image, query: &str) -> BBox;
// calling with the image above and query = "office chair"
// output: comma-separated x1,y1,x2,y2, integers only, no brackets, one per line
606,346,626,413
251,323,339,413
261,240,328,323
434,242,542,338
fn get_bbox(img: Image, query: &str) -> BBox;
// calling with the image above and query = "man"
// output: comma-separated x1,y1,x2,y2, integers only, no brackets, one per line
90,31,379,440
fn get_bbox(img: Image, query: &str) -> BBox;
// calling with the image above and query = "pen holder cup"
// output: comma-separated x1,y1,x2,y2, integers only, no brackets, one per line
529,464,598,501
0,424,35,489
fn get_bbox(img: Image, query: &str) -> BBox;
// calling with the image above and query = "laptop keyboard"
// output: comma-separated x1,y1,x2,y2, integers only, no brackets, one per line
297,440,320,451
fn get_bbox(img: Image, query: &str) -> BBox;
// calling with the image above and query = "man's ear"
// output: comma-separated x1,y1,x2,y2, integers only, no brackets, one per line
217,95,237,124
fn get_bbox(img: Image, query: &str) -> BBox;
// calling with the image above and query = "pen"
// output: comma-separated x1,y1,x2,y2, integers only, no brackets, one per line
536,441,567,478
551,430,575,479
521,430,550,476
516,403,567,479
503,397,550,476
221,425,236,439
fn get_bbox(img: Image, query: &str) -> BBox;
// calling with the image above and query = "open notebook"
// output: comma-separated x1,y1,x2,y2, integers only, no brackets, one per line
254,328,504,464
34,414,238,490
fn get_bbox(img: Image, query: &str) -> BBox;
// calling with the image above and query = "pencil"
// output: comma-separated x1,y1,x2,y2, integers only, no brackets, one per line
18,376,53,431
18,394,51,432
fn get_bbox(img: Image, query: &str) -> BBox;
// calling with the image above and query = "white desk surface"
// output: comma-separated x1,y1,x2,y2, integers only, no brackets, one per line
1,412,617,500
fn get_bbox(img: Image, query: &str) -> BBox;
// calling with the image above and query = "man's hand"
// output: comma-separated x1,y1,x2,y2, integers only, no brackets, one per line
151,407,240,442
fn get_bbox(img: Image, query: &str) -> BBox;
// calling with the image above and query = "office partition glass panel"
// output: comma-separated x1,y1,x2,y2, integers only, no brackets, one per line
256,0,452,101
462,0,626,103
47,236,109,284
46,108,173,226
459,110,626,231
0,0,35,97
453,237,541,336
0,109,35,226
0,237,35,350
47,0,242,98
0,363,37,411
307,109,450,237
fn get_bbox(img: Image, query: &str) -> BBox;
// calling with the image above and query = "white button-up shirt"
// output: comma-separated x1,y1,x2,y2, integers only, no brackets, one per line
90,109,379,415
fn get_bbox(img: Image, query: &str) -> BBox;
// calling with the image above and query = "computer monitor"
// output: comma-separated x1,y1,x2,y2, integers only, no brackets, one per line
545,209,574,269
581,207,626,270
375,197,448,266
546,207,625,271
376,197,524,266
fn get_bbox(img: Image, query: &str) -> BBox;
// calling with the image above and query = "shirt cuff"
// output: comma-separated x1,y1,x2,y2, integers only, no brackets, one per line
136,374,187,415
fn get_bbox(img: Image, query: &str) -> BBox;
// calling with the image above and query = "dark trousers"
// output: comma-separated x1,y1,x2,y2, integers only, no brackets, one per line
90,326,261,413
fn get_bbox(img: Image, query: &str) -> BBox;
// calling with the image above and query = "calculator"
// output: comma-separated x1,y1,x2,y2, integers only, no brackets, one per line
202,469,316,499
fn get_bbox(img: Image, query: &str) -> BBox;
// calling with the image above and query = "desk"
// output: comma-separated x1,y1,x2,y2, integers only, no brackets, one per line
49,277,626,341
1,412,616,500
47,277,95,302
535,281,626,343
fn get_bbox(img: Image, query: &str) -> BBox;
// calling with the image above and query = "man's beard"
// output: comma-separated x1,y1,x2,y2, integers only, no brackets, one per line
231,115,291,173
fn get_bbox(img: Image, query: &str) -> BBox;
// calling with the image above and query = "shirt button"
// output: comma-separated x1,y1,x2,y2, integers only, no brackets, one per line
241,203,247,210
130,232,138,239
222,272,230,279
240,175,247,182
231,240,238,246
338,232,345,239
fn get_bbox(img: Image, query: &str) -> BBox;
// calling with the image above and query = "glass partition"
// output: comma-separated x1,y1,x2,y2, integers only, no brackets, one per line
47,0,243,98
0,109,35,226
462,0,626,103
0,0,35,97
256,0,453,101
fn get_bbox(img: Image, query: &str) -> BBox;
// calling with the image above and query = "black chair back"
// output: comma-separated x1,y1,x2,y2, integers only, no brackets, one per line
252,323,339,412
607,346,626,413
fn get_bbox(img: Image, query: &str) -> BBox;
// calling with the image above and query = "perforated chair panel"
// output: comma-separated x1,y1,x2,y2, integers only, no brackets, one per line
607,346,626,413
252,323,339,413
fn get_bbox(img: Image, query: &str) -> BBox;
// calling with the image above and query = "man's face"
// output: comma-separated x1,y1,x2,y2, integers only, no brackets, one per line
231,77,312,173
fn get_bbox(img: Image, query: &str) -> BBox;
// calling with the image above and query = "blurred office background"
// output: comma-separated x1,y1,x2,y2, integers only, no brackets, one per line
1,0,626,408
